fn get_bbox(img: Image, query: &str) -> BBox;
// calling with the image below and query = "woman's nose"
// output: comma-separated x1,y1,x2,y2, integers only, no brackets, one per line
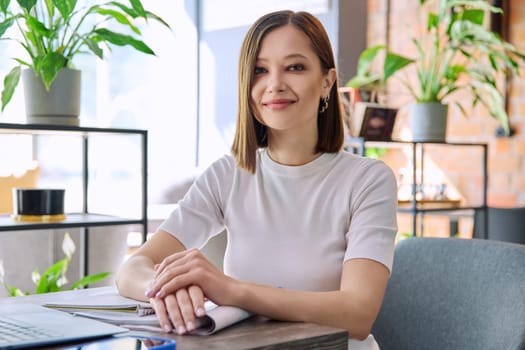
267,71,285,93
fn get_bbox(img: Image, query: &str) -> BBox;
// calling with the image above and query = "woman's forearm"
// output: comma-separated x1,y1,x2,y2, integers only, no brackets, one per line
116,230,188,302
233,282,375,340
115,255,156,302
231,259,389,340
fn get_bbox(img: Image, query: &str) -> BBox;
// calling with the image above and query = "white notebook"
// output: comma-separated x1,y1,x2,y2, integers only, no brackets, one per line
0,303,127,349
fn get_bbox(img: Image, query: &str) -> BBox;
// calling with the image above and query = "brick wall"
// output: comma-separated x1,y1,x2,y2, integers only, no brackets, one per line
360,0,525,236
366,0,525,235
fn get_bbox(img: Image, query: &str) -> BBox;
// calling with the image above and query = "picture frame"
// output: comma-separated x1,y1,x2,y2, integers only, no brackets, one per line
350,102,397,141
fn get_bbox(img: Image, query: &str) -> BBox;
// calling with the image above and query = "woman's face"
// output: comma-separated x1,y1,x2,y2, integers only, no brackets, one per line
250,25,334,136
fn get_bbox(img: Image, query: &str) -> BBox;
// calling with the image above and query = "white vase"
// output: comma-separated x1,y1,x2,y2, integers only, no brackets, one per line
409,102,448,142
22,68,81,126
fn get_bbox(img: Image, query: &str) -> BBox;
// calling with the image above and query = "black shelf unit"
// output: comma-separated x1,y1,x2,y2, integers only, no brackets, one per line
345,137,488,237
0,122,148,276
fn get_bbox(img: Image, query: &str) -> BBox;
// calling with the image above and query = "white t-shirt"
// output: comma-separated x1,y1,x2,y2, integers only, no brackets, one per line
160,149,398,291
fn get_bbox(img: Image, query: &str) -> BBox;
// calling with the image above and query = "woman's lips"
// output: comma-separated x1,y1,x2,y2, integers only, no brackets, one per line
263,99,295,110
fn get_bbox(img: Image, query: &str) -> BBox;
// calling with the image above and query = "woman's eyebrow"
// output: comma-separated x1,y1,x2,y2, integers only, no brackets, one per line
256,53,310,62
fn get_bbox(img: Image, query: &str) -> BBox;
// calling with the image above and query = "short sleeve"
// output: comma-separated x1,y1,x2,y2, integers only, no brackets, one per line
158,156,235,249
344,161,398,272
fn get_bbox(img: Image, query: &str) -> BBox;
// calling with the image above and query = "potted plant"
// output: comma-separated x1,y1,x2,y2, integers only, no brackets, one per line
343,45,413,140
0,0,169,125
0,232,109,296
401,0,525,141
393,0,525,141
346,44,414,104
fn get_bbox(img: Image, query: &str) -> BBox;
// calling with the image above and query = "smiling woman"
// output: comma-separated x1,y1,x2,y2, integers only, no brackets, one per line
116,10,397,350
249,25,337,165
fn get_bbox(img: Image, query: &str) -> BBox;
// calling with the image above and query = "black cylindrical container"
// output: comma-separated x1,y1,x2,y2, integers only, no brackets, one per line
12,188,65,221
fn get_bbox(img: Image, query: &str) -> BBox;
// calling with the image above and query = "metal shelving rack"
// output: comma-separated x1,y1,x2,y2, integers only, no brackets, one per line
345,137,488,237
0,122,148,276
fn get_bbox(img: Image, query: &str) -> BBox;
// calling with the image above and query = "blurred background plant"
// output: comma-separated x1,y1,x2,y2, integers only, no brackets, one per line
0,232,110,296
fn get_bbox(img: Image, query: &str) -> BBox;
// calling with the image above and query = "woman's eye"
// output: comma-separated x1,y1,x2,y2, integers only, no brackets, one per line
288,64,304,71
254,67,267,75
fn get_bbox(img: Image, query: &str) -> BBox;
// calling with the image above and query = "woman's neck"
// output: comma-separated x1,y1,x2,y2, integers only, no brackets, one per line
265,122,321,165
266,137,320,166
266,148,320,166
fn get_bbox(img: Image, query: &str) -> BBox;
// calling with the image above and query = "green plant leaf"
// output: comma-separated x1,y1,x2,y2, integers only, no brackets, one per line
383,53,414,82
461,9,485,26
96,8,141,34
145,11,171,29
53,0,77,20
93,28,155,55
427,12,438,31
8,286,27,297
356,44,385,77
128,0,146,18
1,65,21,112
345,74,380,89
70,272,111,290
0,16,15,37
26,15,51,37
0,0,10,14
37,52,67,90
96,8,140,35
107,1,138,18
44,0,55,19
83,37,104,59
16,0,37,12
35,260,68,294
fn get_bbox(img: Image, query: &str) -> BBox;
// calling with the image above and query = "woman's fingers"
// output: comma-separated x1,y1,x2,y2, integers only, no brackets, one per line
155,270,195,298
188,285,206,317
165,293,188,334
149,296,174,333
147,250,205,298
146,264,188,298
150,287,205,335
175,289,196,332
154,249,199,278
146,249,199,298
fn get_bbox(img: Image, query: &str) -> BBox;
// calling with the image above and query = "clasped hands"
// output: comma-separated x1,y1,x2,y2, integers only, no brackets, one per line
144,248,236,335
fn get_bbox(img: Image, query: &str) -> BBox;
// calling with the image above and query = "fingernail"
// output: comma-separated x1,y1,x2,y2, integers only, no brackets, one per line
155,290,164,298
144,289,153,297
186,321,194,331
177,325,186,335
196,308,205,317
163,324,171,333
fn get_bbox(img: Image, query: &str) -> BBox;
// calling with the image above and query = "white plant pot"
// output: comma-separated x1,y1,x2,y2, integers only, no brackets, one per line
409,102,448,142
22,68,81,126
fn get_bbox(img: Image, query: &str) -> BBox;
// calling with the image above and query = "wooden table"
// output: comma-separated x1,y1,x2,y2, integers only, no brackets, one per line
132,316,347,349
0,289,348,350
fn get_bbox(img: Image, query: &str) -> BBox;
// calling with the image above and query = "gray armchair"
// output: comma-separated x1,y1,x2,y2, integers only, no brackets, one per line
372,237,525,350
473,206,525,244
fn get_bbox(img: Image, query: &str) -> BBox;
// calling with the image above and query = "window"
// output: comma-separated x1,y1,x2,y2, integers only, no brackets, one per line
0,0,337,212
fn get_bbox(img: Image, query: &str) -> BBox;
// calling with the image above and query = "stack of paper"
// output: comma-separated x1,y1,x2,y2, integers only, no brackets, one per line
43,286,252,335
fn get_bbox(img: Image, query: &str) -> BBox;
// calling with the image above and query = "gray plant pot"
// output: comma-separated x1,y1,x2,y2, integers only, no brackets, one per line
409,102,448,142
22,68,81,126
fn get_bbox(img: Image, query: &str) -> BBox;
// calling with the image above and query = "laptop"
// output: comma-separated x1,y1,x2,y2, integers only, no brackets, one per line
0,303,128,349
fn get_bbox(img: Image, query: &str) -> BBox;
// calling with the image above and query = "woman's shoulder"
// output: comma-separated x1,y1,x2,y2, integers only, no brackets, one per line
337,151,391,171
334,151,396,184
210,153,237,169
198,154,237,178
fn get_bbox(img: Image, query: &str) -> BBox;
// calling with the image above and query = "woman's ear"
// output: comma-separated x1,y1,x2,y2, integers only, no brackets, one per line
322,68,337,95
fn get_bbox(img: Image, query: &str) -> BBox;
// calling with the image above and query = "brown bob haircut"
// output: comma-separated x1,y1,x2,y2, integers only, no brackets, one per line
231,10,345,174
